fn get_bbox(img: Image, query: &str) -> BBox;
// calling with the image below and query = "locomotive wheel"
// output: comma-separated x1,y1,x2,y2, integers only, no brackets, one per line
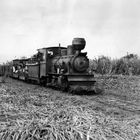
40,77,47,86
58,76,69,91
61,81,69,91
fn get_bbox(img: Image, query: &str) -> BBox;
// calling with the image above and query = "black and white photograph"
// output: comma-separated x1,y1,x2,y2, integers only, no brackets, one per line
0,0,140,139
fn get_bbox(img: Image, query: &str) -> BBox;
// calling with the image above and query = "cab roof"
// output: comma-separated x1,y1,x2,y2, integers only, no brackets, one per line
38,46,66,51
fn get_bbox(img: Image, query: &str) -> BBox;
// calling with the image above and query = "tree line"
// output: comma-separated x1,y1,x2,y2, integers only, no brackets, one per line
89,53,140,75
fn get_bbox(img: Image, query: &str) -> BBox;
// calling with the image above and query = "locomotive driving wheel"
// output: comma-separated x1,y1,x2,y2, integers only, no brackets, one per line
40,76,47,86
58,75,69,91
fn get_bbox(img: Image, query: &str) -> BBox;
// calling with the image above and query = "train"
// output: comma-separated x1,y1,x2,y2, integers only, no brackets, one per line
0,38,96,92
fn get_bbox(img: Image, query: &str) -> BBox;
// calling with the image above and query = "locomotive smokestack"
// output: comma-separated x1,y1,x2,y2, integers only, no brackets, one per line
72,38,86,52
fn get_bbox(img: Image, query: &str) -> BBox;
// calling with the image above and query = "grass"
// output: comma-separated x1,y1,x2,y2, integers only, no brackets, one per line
0,76,140,140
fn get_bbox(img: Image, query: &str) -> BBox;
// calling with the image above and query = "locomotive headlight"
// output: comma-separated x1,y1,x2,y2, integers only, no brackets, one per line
73,56,89,72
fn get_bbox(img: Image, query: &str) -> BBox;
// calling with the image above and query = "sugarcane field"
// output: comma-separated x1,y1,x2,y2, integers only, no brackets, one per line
1,0,140,139
0,74,140,140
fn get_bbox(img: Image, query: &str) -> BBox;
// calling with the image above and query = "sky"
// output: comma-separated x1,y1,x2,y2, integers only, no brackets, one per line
0,0,140,63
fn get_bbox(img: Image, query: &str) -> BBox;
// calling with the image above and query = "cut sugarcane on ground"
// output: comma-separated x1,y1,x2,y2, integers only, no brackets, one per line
0,76,140,140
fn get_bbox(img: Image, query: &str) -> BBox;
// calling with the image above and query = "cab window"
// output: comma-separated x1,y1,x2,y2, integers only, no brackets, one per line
48,50,53,57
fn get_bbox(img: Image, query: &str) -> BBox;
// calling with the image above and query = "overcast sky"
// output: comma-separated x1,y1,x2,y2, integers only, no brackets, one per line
0,0,140,63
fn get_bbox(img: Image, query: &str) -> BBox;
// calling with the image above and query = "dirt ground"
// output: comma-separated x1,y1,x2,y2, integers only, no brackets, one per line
0,76,140,140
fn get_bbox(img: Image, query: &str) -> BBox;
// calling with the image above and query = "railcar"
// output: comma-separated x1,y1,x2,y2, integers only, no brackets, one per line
11,58,29,80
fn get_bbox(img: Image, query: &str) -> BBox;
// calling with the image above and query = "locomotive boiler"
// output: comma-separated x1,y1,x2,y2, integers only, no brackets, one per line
52,38,89,74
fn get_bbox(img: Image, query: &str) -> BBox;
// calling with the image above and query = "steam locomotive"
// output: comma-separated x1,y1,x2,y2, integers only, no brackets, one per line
1,38,96,92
